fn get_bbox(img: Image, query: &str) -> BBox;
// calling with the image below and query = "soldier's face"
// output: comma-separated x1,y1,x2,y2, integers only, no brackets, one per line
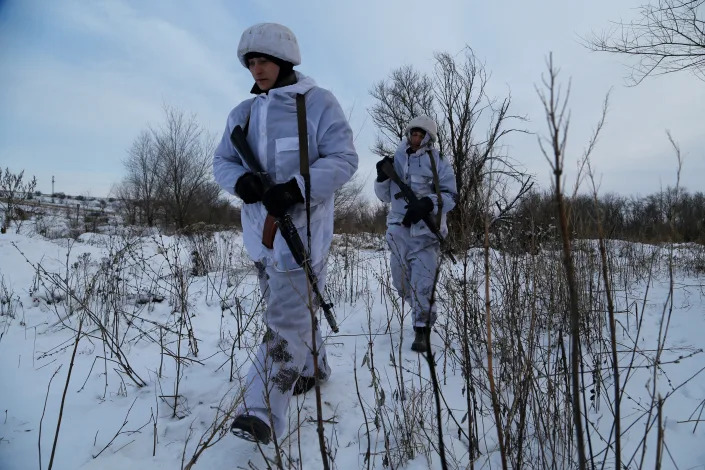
409,130,426,151
248,57,280,91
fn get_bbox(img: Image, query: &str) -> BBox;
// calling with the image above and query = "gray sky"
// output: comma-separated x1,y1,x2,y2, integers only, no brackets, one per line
0,0,703,200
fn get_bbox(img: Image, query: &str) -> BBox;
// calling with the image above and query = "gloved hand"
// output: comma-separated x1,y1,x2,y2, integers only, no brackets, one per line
402,197,434,227
375,157,394,182
262,178,304,218
235,172,265,204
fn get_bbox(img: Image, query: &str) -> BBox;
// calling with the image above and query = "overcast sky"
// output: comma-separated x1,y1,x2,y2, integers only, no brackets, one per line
0,0,703,200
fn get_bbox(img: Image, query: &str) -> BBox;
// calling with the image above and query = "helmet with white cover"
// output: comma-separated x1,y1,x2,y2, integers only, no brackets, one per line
237,23,301,68
405,115,438,143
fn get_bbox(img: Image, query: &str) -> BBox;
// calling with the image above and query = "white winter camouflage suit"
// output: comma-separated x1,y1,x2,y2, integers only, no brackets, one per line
213,72,358,437
374,134,457,328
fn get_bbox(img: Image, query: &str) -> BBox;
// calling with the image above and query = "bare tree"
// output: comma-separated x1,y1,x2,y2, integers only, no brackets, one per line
333,173,367,226
116,106,222,230
123,131,160,226
112,182,139,226
586,0,705,84
369,66,436,158
154,106,219,229
432,48,530,248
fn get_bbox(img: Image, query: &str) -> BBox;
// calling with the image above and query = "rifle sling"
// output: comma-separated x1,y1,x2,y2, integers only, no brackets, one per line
261,94,310,250
427,150,443,228
296,93,312,253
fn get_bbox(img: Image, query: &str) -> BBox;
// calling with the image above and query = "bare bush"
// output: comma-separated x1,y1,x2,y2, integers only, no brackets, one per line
0,167,37,233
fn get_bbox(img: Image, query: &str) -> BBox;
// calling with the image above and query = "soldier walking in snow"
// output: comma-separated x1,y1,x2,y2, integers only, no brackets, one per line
213,22,358,444
374,116,457,352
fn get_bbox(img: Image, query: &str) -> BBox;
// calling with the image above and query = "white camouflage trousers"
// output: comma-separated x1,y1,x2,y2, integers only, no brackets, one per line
237,259,331,439
386,224,441,328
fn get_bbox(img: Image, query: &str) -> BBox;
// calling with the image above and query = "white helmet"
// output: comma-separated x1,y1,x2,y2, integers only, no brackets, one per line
405,115,438,143
237,23,301,68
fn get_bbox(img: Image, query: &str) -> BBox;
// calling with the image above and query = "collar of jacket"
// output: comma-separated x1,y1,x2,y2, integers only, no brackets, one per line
250,69,298,95
406,144,433,158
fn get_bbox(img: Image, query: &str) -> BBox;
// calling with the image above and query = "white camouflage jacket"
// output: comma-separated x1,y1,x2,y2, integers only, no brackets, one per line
213,73,358,271
374,138,457,238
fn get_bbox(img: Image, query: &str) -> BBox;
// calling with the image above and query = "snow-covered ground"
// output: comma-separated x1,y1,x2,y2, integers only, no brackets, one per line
1,223,703,469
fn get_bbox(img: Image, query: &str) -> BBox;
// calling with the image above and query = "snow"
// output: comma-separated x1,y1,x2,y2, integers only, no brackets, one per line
1,224,704,469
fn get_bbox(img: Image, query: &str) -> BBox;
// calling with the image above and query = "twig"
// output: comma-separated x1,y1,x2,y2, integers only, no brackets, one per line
48,318,83,470
38,366,62,470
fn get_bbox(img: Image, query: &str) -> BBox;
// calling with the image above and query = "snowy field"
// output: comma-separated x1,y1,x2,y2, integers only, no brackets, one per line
1,222,704,470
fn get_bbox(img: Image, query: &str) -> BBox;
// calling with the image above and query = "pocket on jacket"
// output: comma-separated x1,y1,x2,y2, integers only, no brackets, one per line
410,173,434,196
275,137,299,153
274,137,300,181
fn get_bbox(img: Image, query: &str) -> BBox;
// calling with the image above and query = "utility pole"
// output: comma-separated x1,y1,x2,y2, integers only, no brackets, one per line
51,176,55,203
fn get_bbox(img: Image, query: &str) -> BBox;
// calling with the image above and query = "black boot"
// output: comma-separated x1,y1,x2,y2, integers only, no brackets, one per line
292,375,316,395
411,326,430,353
231,414,271,444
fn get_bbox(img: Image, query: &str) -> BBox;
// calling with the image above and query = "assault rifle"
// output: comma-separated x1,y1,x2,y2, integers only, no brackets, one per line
379,159,457,263
230,125,339,333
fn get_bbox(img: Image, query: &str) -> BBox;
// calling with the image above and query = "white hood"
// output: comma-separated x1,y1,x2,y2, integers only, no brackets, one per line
404,115,438,143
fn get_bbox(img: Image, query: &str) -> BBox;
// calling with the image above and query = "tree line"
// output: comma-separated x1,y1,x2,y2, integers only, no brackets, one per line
509,187,705,248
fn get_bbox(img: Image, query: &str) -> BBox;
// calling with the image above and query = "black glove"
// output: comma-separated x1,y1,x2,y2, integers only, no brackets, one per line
375,157,394,182
262,178,304,218
402,197,434,227
235,172,265,204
